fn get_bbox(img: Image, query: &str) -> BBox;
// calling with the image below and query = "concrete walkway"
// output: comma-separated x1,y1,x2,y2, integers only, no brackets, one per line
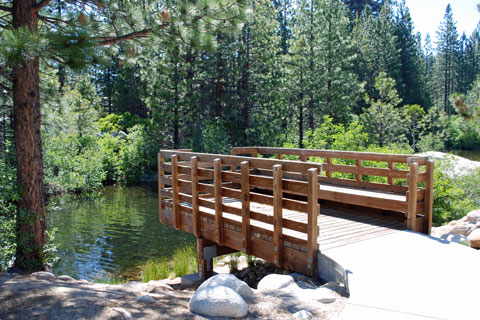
321,231,480,320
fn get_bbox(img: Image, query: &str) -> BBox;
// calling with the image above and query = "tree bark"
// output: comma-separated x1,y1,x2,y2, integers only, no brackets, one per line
12,0,46,270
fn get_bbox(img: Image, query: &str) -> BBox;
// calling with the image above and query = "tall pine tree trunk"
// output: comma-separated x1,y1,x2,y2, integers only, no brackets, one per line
12,0,46,270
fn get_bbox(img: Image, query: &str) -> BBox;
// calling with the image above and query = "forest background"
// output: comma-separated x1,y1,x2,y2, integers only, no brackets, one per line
1,0,480,271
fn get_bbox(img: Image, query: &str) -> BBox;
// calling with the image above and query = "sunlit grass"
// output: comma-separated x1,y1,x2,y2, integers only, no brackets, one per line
141,244,197,282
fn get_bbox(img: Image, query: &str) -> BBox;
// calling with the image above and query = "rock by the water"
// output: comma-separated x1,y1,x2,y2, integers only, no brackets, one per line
197,273,253,300
136,295,156,303
189,286,248,318
441,233,471,246
450,223,474,236
146,280,173,292
257,274,295,291
293,309,313,320
466,210,480,223
113,307,132,320
32,272,55,280
56,275,75,282
468,229,480,249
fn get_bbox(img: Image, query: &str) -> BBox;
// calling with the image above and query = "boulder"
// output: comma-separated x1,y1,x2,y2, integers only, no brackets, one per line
32,271,56,280
468,229,480,249
440,233,471,246
57,275,75,282
450,223,474,236
466,210,480,224
189,286,248,318
293,309,313,320
146,280,173,292
431,225,453,238
257,274,295,291
196,274,253,300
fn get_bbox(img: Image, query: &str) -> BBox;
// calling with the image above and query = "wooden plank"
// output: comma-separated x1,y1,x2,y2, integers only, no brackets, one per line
241,161,251,254
214,158,223,245
159,150,322,174
171,155,180,230
191,156,200,237
424,160,434,235
278,154,284,160
321,163,409,180
158,153,164,222
307,168,319,277
273,164,283,267
407,163,418,231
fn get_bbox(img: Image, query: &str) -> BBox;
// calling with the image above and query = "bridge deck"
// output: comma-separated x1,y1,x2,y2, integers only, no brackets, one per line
176,198,404,252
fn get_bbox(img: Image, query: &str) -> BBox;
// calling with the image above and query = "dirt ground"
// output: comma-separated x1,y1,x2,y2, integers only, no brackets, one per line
0,272,346,319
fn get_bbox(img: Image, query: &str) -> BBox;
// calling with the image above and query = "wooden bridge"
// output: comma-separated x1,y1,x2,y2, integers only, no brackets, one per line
158,147,434,280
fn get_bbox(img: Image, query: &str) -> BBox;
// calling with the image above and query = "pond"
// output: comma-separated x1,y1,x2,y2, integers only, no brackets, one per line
47,185,195,281
452,150,480,162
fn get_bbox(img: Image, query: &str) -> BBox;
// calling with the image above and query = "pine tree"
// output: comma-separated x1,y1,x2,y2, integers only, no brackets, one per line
0,0,246,270
433,4,460,114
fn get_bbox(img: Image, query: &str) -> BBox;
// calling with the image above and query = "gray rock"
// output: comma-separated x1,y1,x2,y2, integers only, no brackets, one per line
189,286,248,318
466,210,480,223
450,223,474,236
146,280,173,292
111,131,119,137
441,233,471,246
0,272,11,277
32,271,56,280
197,273,253,300
468,228,480,248
181,273,201,286
315,288,336,303
293,310,313,320
57,275,75,282
137,295,156,303
257,274,295,291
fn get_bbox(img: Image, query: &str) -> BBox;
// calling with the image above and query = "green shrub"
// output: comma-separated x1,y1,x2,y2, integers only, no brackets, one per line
0,162,17,271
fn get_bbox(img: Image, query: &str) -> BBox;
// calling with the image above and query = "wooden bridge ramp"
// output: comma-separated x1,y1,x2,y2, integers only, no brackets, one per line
158,149,431,280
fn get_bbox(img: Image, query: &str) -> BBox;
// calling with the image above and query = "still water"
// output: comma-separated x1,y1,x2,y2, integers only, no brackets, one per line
47,185,195,281
452,150,480,162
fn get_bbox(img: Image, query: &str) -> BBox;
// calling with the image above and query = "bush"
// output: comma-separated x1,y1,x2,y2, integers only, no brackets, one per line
201,119,232,154
0,162,17,271
43,134,106,194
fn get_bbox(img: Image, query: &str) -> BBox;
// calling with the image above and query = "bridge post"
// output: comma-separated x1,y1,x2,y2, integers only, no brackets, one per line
273,164,283,267
424,159,434,235
214,158,224,245
241,161,251,255
196,237,214,281
191,156,200,237
307,168,319,277
407,161,418,231
158,153,164,222
171,154,180,230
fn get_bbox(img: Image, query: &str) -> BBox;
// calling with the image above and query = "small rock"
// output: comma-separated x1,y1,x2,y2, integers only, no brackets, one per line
257,274,295,291
468,228,480,248
466,210,480,223
450,223,474,236
181,273,201,286
293,309,313,320
189,286,248,318
57,275,75,282
322,281,340,288
137,295,156,303
316,288,336,303
113,307,132,320
197,274,253,300
146,280,173,292
441,233,471,246
32,271,56,280
297,280,316,290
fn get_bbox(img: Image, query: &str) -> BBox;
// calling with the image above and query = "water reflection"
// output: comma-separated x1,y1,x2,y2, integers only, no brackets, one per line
48,185,195,281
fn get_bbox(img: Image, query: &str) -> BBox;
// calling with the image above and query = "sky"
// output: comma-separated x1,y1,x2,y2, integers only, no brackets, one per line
404,0,479,43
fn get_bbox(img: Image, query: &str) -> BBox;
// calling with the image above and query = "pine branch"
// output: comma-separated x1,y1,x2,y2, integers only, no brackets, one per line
0,82,12,93
97,24,168,46
0,5,11,12
0,66,12,82
33,0,52,13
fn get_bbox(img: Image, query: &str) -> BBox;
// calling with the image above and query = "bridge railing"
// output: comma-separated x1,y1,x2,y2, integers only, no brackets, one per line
231,147,434,234
158,150,323,276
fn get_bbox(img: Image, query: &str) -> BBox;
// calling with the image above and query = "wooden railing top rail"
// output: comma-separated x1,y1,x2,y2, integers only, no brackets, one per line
159,150,322,174
231,147,428,165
